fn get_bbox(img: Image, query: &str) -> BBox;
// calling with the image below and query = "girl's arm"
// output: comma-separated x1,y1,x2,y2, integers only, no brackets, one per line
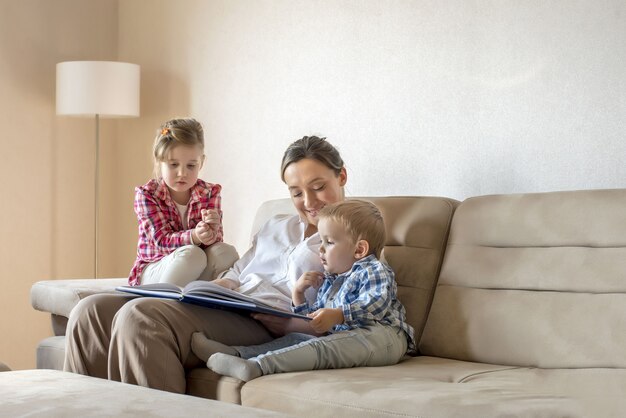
198,183,224,245
135,189,194,250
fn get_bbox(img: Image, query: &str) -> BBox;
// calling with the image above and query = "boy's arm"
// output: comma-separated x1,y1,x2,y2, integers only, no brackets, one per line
307,308,344,333
341,266,394,327
292,271,324,306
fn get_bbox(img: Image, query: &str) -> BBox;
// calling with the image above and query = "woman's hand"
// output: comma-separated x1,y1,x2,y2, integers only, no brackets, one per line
308,308,344,334
292,271,324,306
251,314,321,337
211,277,239,290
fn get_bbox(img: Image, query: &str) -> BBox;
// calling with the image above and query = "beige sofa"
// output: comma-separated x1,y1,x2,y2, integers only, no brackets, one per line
31,190,626,417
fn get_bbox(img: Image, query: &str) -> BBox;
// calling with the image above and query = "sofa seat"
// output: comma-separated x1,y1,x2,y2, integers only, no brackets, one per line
0,369,289,417
241,356,626,417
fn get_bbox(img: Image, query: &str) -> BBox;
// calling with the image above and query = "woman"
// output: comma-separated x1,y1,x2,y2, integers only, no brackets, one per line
64,135,348,393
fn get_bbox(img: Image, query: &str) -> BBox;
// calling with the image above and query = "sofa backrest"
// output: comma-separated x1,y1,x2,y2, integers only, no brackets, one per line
419,189,626,368
253,196,458,343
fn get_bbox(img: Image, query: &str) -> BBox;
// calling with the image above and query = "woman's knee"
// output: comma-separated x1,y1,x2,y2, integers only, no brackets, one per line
68,293,130,330
111,298,186,341
113,297,161,329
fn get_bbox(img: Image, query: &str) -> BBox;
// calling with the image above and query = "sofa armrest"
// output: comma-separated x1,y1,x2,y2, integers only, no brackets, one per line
30,278,128,319
30,243,240,319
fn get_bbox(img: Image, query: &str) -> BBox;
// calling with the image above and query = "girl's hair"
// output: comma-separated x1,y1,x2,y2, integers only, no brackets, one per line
152,118,204,178
319,200,387,258
280,136,344,182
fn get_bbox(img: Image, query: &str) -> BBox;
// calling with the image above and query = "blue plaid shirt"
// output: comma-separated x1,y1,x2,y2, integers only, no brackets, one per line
293,254,416,354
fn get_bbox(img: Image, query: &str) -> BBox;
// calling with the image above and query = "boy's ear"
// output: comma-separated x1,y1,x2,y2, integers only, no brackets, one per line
354,239,369,259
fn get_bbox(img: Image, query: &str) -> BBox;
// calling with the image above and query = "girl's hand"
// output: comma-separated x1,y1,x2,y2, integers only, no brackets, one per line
201,209,221,232
292,271,324,305
194,221,214,245
308,308,344,334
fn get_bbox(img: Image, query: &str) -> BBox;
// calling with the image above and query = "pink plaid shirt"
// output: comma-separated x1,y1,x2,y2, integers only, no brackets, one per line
128,178,223,286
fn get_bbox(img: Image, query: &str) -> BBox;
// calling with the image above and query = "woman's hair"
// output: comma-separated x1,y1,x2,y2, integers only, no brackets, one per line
280,136,344,182
319,200,387,258
152,118,204,178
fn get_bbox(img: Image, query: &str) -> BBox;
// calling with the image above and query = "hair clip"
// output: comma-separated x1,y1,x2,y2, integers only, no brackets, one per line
161,127,170,136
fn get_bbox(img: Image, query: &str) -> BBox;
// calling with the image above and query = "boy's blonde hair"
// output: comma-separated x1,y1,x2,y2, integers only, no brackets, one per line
319,200,386,258
152,118,204,178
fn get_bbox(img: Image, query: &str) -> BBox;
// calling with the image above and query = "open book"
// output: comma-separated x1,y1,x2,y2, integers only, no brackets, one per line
116,280,311,320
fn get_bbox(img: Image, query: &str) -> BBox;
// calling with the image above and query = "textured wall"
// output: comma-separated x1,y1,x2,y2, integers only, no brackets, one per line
118,0,626,256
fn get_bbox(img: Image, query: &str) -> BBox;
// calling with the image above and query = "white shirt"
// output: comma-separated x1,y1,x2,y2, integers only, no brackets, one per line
175,202,189,230
220,215,322,311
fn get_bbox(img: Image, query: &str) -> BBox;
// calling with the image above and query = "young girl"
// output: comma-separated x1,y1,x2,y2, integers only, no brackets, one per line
128,118,223,286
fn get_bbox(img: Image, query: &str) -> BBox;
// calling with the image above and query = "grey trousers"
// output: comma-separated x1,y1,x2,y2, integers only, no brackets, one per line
247,323,408,375
64,293,273,393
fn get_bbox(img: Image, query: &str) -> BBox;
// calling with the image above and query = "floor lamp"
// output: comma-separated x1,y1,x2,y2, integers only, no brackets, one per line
56,61,140,278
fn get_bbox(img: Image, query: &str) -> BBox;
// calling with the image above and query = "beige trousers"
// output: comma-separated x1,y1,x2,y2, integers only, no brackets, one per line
141,245,213,286
64,293,273,393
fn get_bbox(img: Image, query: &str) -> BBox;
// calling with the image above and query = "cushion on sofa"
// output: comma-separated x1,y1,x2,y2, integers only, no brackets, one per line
0,370,289,417
36,336,66,370
241,356,587,418
420,189,626,368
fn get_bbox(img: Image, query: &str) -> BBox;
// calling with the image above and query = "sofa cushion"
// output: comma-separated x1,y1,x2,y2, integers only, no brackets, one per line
31,278,127,318
241,356,594,417
187,367,244,403
0,370,289,417
420,189,626,368
36,336,66,370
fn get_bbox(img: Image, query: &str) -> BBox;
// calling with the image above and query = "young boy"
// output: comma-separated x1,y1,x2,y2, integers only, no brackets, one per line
191,199,416,381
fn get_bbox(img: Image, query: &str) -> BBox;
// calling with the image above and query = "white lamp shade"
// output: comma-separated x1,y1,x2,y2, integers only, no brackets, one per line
56,61,140,117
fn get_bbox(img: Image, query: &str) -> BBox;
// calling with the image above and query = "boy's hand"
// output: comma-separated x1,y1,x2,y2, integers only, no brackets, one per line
292,271,324,305
308,308,344,334
295,271,324,293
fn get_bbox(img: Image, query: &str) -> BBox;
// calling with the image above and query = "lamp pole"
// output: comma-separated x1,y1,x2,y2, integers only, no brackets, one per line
94,113,100,278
